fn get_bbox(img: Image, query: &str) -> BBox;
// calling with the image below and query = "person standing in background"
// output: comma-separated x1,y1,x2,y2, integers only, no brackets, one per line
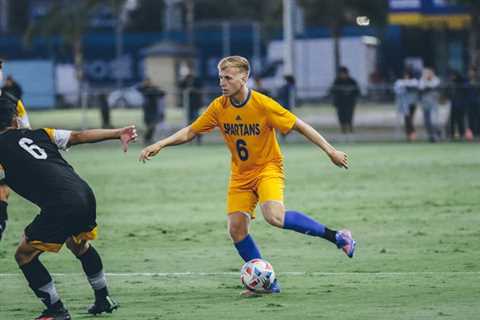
277,75,296,111
98,92,112,129
419,68,441,142
465,67,480,140
394,69,419,141
138,78,166,145
446,71,467,140
330,66,360,134
179,72,203,144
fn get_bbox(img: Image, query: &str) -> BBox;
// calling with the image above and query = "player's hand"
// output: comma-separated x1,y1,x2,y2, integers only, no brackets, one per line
120,125,138,153
328,150,348,169
139,143,162,163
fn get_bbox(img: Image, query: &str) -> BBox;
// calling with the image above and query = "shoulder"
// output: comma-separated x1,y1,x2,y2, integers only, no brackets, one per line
251,90,273,105
210,95,228,110
1,91,19,104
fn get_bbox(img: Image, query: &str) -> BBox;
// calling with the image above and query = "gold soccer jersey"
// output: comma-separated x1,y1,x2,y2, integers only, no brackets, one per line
191,90,296,181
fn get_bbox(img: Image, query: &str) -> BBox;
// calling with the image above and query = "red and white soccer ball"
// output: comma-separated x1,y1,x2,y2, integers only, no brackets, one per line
240,259,276,292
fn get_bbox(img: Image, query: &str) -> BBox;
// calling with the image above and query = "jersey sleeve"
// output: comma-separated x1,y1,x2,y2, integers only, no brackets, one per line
190,99,220,134
43,128,72,150
263,96,297,134
16,100,31,129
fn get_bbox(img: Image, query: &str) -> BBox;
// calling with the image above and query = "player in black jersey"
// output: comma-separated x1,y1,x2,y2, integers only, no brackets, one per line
0,59,31,242
0,97,137,320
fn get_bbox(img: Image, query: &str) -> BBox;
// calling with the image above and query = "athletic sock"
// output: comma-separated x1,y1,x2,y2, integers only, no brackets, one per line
77,245,109,300
283,210,337,244
20,256,63,309
234,234,262,262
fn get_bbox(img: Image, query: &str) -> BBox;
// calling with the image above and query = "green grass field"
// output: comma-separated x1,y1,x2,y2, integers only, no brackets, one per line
1,141,479,319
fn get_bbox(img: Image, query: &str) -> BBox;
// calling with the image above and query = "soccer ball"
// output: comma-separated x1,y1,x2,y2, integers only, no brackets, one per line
240,259,276,292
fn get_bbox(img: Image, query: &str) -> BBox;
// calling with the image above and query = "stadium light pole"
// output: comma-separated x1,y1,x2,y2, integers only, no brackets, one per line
115,0,138,90
283,0,295,77
222,21,231,57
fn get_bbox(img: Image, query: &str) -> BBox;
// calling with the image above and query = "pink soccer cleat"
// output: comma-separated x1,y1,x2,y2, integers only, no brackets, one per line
335,229,356,258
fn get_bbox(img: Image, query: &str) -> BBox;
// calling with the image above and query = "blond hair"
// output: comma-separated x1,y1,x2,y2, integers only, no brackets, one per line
217,56,250,77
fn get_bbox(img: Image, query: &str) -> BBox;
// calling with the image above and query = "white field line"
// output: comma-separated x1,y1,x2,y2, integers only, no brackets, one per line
0,271,479,277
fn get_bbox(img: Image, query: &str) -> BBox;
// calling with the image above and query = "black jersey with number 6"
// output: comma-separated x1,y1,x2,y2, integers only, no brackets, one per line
0,128,93,210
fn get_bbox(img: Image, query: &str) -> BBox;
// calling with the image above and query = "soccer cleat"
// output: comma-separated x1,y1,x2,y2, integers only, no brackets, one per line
240,279,281,297
335,229,356,258
87,296,119,315
265,278,281,293
34,307,71,320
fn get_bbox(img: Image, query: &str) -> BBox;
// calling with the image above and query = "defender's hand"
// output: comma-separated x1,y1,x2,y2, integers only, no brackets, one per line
329,150,349,169
120,125,138,153
139,144,162,163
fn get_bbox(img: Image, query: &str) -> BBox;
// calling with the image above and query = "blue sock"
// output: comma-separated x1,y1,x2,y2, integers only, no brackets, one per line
283,210,327,238
234,234,262,262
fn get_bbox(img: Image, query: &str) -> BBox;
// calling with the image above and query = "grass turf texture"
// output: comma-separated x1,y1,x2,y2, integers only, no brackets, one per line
0,142,479,319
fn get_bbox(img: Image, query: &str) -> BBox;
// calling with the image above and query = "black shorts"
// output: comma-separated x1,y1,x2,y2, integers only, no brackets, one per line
25,192,97,252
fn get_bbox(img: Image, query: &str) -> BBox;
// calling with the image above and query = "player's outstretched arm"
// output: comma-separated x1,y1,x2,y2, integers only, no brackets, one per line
68,125,137,152
293,118,348,169
139,125,197,163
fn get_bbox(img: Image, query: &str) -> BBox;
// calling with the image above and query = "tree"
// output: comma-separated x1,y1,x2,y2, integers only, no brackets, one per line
24,0,123,103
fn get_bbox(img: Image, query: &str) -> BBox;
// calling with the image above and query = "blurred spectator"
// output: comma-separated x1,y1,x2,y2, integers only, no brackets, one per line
179,72,203,144
465,67,480,139
394,69,419,141
252,76,271,96
138,78,166,144
330,66,360,134
419,68,441,142
2,75,23,99
446,70,467,140
277,75,295,111
98,92,112,129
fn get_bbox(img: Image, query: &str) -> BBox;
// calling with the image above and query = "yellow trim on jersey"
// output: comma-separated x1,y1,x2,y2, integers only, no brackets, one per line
16,100,27,117
28,227,98,252
43,128,55,142
29,240,63,253
72,226,98,243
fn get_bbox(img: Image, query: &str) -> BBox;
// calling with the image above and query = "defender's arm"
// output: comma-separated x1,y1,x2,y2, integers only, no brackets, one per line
68,126,137,152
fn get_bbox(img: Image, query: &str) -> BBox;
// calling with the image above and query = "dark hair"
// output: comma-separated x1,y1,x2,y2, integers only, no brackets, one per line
338,66,349,74
0,97,17,130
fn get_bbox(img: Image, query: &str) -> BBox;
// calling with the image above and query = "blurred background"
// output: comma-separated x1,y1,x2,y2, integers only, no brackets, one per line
1,0,479,143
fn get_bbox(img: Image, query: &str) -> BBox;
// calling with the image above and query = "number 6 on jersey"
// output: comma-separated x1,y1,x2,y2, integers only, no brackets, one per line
236,139,248,161
19,138,48,160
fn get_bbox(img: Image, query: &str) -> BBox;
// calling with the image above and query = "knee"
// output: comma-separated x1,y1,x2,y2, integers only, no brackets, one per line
66,239,89,257
262,204,284,228
14,249,36,266
228,222,249,243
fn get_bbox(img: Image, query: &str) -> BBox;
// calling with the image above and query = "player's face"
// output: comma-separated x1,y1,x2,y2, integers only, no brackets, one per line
218,67,246,97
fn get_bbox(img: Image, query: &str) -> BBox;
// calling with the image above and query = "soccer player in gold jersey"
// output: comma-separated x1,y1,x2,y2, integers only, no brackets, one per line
139,56,356,294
